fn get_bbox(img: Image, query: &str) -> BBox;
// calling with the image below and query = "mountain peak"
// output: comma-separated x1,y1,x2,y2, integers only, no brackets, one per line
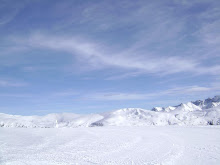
213,95,220,102
152,95,220,112
152,107,164,112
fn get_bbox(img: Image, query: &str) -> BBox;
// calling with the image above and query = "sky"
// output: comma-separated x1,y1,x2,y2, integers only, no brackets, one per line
0,0,220,115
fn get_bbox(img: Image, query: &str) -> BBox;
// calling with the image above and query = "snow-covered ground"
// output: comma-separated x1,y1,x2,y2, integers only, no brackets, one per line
0,126,220,165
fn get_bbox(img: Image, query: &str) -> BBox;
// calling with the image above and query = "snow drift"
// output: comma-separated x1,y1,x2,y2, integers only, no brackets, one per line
1,96,220,127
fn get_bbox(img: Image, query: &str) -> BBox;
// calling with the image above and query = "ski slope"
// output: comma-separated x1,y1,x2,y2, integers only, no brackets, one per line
0,126,220,165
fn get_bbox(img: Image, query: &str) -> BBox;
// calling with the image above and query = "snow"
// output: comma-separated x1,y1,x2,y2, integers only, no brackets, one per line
164,106,176,112
0,96,220,127
0,126,220,165
1,104,220,127
152,107,164,111
0,96,220,164
0,113,104,128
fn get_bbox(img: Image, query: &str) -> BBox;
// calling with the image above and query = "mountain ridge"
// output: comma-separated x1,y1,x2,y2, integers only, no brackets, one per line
152,95,220,112
1,96,220,127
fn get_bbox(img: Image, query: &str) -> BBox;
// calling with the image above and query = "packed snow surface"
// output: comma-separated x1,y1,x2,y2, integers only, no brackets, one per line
0,126,220,165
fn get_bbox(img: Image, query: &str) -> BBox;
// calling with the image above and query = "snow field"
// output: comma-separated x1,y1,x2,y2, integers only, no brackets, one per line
0,126,220,165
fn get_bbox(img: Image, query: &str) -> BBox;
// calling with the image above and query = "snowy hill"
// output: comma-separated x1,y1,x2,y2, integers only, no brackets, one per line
0,96,220,127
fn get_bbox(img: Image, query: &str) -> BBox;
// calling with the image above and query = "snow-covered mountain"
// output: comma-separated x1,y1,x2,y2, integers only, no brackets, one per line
152,95,220,112
192,95,220,109
1,96,220,127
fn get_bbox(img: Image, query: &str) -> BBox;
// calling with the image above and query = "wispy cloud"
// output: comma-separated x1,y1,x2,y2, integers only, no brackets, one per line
8,32,220,78
0,79,27,87
0,1,27,26
0,93,30,97
2,0,219,79
79,85,214,101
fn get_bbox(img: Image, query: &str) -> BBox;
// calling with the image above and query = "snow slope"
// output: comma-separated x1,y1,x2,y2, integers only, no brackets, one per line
0,96,220,127
0,126,220,165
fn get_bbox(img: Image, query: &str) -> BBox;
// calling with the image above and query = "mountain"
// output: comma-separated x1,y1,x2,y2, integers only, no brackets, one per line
152,95,220,112
91,108,156,126
192,95,220,109
174,102,202,112
0,96,220,127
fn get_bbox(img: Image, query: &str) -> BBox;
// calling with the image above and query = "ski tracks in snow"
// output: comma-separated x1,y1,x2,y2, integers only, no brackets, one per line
1,127,220,165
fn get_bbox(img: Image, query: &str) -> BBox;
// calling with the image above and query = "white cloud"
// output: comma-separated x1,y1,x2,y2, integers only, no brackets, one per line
8,31,220,78
8,33,201,74
81,85,213,101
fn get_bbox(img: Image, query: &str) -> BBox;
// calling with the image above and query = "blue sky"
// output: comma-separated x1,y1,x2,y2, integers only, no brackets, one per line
0,0,220,115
